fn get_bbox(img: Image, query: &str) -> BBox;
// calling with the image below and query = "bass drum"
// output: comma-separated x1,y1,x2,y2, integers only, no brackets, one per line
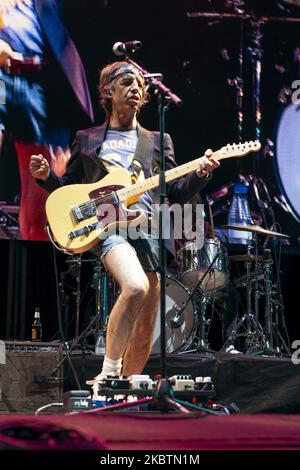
151,276,196,354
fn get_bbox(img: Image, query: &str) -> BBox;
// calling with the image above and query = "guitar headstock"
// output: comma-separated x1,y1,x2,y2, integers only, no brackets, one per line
218,140,261,158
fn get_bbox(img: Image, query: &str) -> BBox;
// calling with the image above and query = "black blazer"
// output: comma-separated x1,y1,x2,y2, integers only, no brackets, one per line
41,122,208,205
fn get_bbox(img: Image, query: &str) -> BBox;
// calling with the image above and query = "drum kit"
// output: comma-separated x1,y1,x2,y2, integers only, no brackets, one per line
62,224,291,358
81,221,289,356
63,221,289,356
151,223,290,356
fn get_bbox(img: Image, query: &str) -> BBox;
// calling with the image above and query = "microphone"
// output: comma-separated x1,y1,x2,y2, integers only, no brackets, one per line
112,40,142,56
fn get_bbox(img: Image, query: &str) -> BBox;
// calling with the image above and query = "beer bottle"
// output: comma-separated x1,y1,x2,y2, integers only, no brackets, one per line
31,307,42,342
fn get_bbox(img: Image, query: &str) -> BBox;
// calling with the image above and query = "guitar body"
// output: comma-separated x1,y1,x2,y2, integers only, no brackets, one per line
45,168,145,253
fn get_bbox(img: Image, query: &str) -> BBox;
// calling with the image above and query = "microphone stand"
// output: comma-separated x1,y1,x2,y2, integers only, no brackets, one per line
90,53,206,415
158,93,170,381
124,56,183,107
128,55,192,410
137,59,192,412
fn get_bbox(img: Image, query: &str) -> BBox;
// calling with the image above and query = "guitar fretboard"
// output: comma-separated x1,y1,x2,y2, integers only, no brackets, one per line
117,157,202,201
116,141,259,202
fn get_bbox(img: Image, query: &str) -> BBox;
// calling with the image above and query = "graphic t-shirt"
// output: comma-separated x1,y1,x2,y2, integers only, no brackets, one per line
98,127,153,215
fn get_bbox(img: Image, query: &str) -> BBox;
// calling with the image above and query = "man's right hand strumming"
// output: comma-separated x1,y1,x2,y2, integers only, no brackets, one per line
29,154,50,181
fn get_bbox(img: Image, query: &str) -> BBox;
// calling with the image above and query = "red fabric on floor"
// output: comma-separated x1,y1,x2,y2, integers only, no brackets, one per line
0,413,299,450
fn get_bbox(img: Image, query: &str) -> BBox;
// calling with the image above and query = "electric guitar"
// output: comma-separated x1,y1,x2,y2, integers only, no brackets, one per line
45,140,261,254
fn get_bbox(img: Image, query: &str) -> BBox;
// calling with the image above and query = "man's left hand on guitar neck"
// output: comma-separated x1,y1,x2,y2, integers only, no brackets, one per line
196,148,220,179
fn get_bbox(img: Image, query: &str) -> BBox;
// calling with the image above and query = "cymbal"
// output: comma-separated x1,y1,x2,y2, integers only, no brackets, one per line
229,254,263,262
222,224,290,238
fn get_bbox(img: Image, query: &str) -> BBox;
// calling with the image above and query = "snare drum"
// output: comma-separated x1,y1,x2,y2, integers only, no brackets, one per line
178,238,229,292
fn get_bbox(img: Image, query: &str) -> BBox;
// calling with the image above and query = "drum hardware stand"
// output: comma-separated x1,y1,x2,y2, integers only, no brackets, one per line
247,236,265,349
91,263,110,346
262,248,273,353
59,269,70,341
51,253,118,390
64,256,104,342
176,250,222,355
244,258,267,354
51,301,110,389
178,294,215,355
57,255,83,342
74,265,81,340
65,255,82,340
259,248,290,356
271,289,290,356
195,295,212,352
220,303,266,354
83,259,118,349
52,256,115,388
221,241,268,354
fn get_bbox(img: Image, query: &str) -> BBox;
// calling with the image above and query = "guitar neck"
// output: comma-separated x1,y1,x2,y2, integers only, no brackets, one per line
116,149,227,202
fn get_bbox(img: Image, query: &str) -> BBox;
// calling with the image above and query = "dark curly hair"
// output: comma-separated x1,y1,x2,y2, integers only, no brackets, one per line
98,61,149,118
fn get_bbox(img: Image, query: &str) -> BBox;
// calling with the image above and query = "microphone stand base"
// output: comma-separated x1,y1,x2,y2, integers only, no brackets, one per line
89,378,208,416
178,346,215,356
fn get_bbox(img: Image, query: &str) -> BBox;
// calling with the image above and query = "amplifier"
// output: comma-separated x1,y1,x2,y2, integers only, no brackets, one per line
0,341,63,412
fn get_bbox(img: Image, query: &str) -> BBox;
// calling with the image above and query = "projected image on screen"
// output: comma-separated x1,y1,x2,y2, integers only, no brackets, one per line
276,103,300,223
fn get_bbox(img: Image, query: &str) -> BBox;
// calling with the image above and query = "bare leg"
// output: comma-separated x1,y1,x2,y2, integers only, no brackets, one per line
89,245,158,397
103,243,150,360
122,271,160,376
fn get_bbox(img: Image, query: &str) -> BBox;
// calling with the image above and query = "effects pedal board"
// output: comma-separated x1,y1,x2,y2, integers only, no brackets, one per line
95,374,216,401
64,374,216,412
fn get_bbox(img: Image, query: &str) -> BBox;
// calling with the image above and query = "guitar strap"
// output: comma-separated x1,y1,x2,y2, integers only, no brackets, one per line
132,126,155,178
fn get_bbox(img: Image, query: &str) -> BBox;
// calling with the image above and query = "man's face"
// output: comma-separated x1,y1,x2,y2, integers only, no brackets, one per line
110,73,144,115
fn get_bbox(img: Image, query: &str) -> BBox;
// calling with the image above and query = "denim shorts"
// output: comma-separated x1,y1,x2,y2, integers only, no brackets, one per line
97,233,160,273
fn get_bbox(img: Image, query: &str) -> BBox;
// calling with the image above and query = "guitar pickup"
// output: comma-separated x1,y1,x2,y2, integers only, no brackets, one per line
72,205,84,223
68,223,98,240
72,201,97,223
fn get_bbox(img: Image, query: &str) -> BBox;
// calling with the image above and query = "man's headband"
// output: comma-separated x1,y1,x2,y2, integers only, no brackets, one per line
106,65,144,84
